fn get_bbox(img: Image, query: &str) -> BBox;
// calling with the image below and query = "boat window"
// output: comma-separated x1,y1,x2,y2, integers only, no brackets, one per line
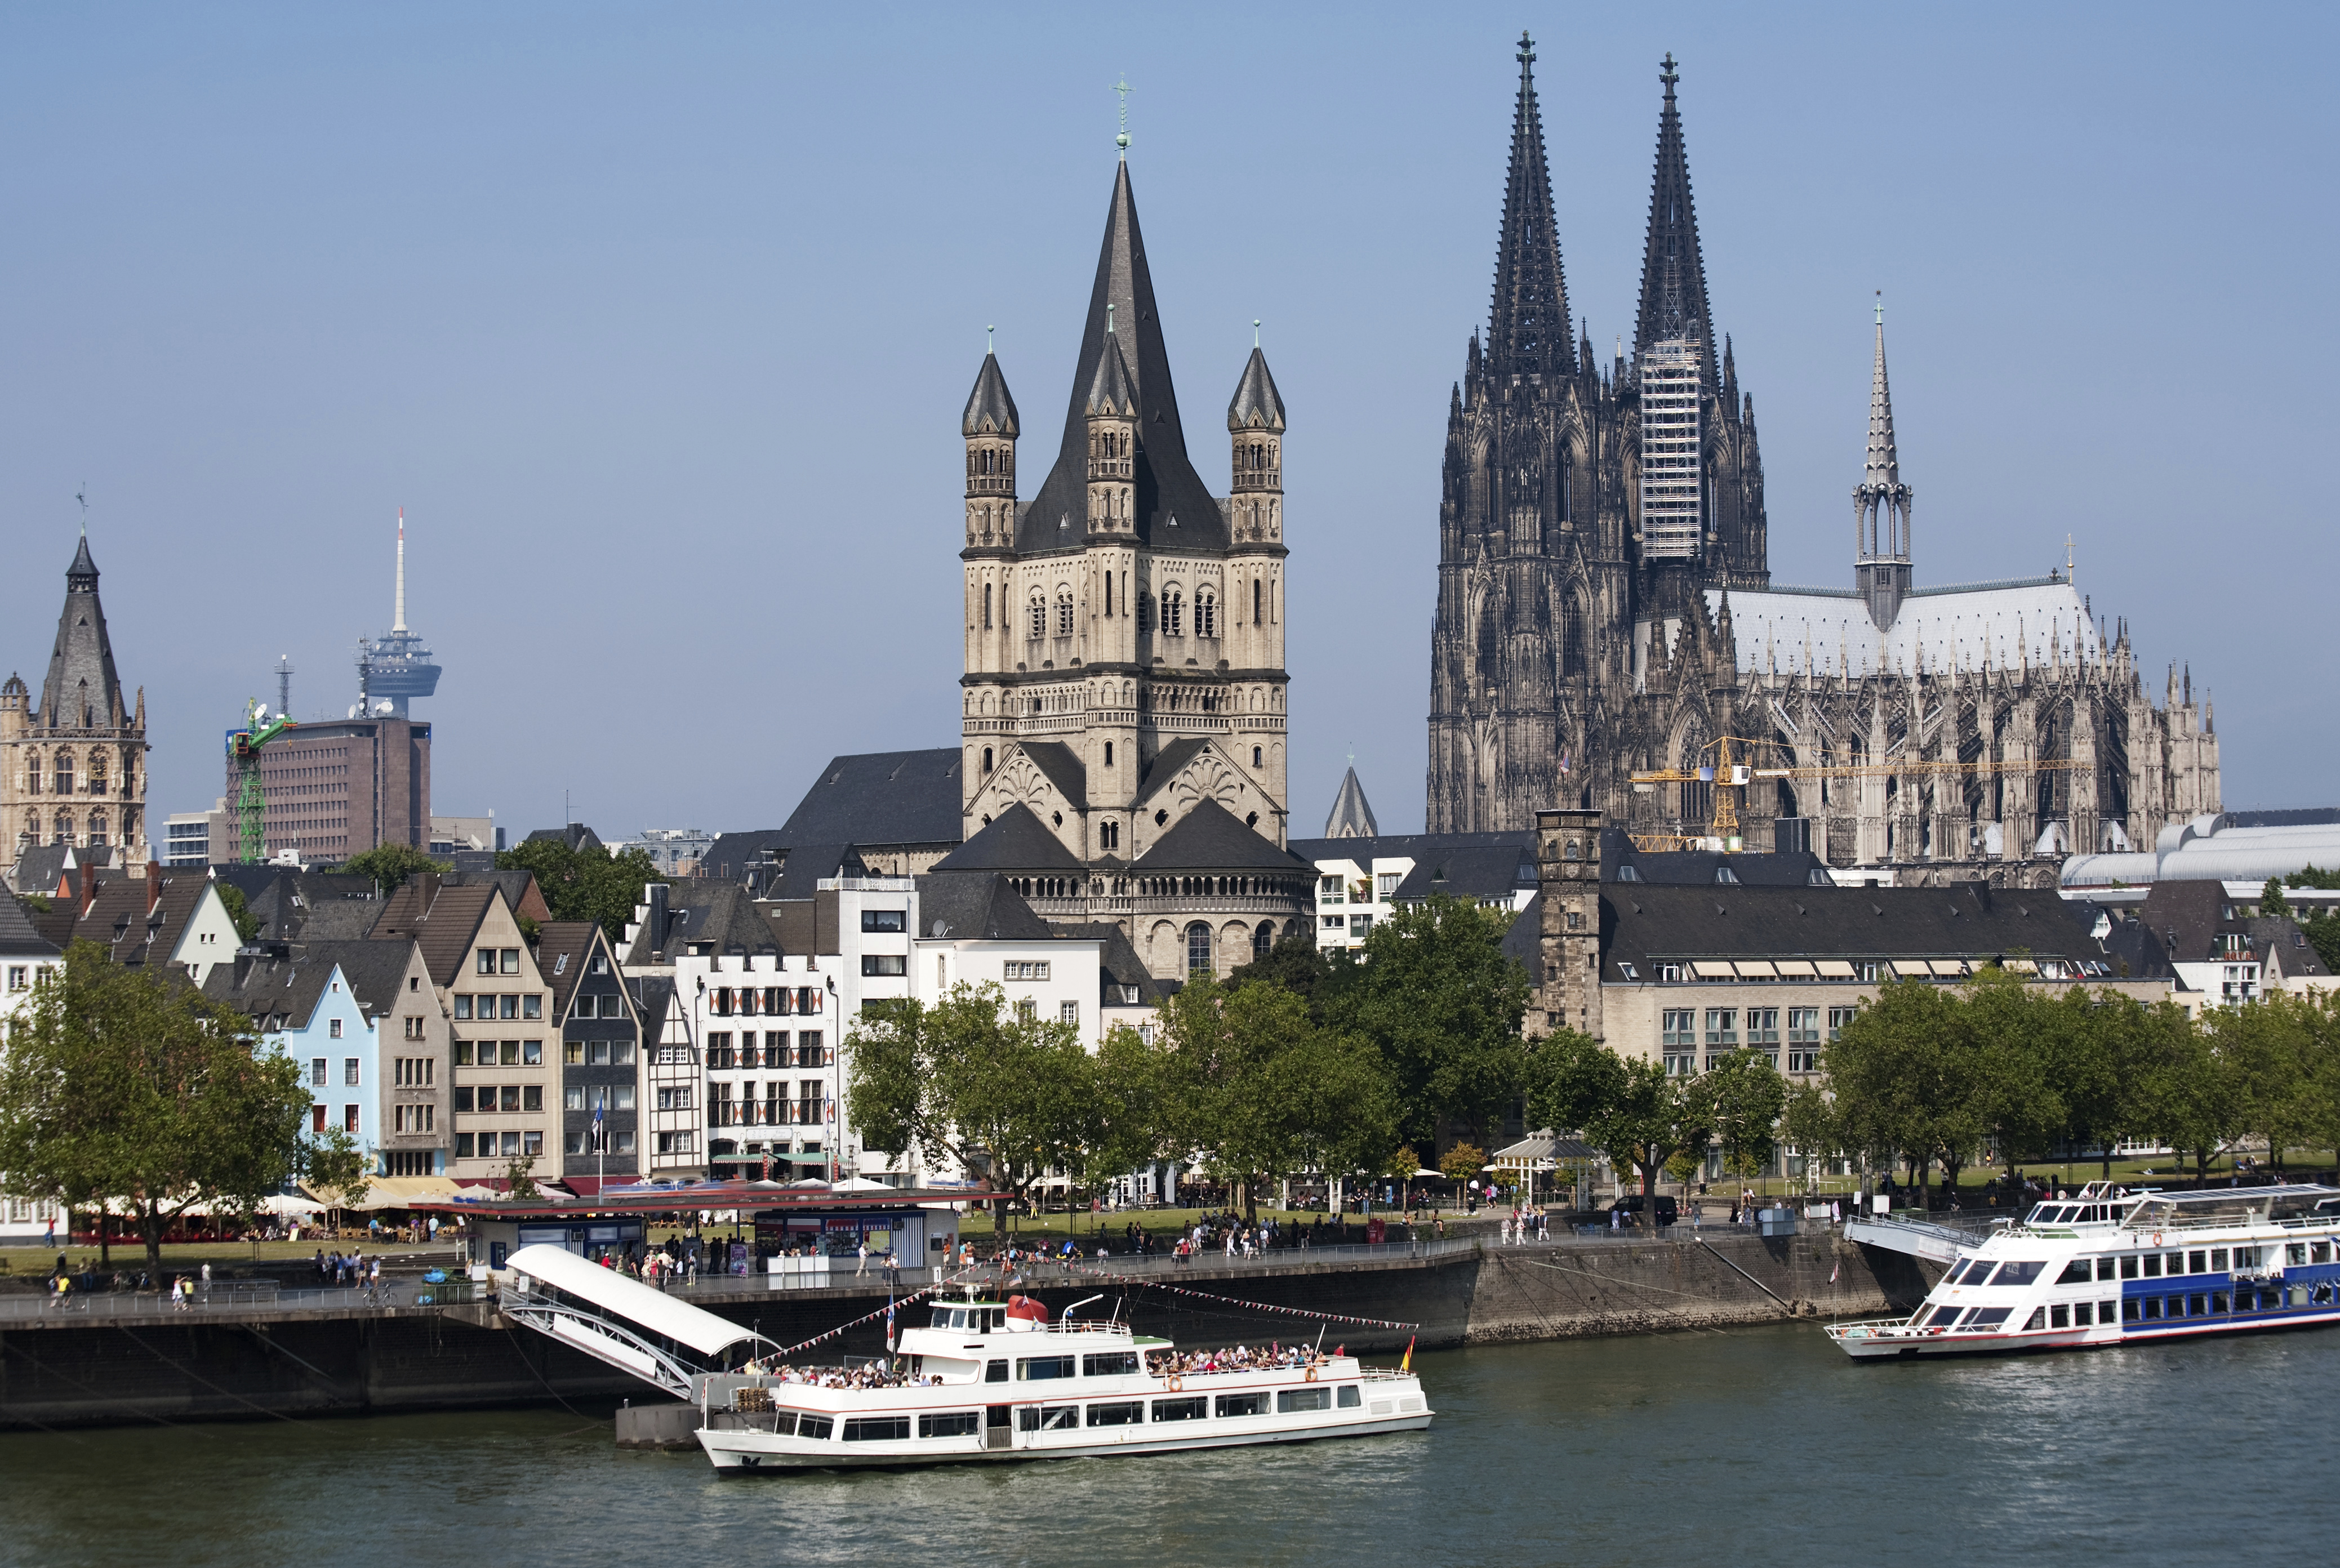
1017,1356,1075,1382
2315,1242,2333,1264
2287,1243,2309,1266
798,1414,834,1440
762,1410,799,1436
2189,1250,2209,1273
1338,1384,1362,1408
2096,1257,2119,1282
1086,1401,1144,1427
2023,1307,2046,1330
2056,1259,2093,1285
1150,1396,1208,1423
2071,1302,2092,1326
1986,1260,2044,1288
1963,1308,2011,1330
1017,1405,1078,1432
1082,1352,1140,1378
1945,1259,1986,1285
2164,1251,2185,1274
2121,1299,2140,1322
2141,1254,2162,1277
2233,1246,2262,1269
2212,1290,2232,1313
1278,1387,1333,1413
2210,1249,2228,1271
2120,1255,2139,1279
918,1411,981,1438
1216,1392,1269,1418
1916,1305,1957,1329
842,1416,911,1442
2188,1294,2209,1317
2142,1298,2163,1320
985,1360,1009,1384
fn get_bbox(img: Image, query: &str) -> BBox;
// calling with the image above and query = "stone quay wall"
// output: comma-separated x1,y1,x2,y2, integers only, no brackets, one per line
1,1235,1934,1431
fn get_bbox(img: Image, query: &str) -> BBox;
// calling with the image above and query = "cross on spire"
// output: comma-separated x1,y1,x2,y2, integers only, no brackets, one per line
1115,75,1131,157
1517,29,1534,69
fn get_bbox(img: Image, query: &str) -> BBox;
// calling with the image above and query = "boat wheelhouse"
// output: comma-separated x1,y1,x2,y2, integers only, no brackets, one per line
1828,1182,2340,1360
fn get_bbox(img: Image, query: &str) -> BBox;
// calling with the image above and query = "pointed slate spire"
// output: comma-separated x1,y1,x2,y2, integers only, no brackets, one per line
1863,299,1903,493
1323,766,1380,839
1087,326,1137,417
1632,54,1716,379
66,533,98,590
1226,346,1285,432
1488,33,1576,380
962,352,1020,437
1853,296,1915,631
42,531,123,732
1022,160,1223,553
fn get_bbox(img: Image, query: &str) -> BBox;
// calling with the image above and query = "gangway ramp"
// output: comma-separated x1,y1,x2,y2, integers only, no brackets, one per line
1843,1213,2004,1266
501,1244,777,1399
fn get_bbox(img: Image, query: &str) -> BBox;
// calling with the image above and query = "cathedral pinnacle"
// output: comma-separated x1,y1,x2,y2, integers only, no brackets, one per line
1634,52,1714,375
1487,32,1574,380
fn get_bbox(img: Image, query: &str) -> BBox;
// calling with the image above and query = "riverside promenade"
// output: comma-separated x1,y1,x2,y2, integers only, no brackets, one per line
0,1225,1934,1430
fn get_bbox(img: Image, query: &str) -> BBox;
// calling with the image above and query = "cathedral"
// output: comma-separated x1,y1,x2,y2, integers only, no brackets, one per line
945,153,1313,980
1426,39,2217,887
2,533,152,885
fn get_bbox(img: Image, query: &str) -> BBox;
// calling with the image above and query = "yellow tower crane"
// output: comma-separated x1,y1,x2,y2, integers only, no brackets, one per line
1626,736,2085,853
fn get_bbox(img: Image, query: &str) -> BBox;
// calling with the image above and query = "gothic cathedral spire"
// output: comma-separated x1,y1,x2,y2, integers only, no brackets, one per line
1632,54,1715,382
1853,295,1914,631
1489,32,1575,380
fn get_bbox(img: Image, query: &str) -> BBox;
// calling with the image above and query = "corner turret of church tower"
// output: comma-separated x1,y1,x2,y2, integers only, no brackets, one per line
1083,324,1137,536
963,349,1019,550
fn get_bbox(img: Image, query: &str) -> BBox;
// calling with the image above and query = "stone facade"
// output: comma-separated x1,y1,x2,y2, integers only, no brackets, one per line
948,158,1310,981
1427,42,2217,890
2,536,149,883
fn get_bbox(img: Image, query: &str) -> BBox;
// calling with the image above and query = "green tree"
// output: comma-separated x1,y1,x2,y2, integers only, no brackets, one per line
846,984,1097,1211
1324,897,1531,1148
2262,877,2291,920
1959,966,2065,1176
304,1126,373,1229
215,882,263,945
341,843,450,889
496,839,668,942
2140,1008,2242,1181
1825,981,1987,1196
1158,978,1396,1217
1225,931,1348,1017
1584,1057,1713,1199
1699,1049,1787,1182
1782,1081,1845,1182
2281,866,2340,973
2206,993,2316,1174
1522,1028,1625,1137
0,942,313,1274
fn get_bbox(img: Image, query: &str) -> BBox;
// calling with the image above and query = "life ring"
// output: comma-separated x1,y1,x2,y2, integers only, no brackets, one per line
1304,1366,1319,1383
1165,1374,1182,1392
2152,1232,2164,1247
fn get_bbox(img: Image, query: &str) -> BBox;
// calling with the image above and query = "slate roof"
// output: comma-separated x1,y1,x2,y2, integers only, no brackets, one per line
535,921,600,1018
1020,161,1226,557
1056,920,1169,1004
1016,742,1090,811
211,868,382,942
0,893,63,956
767,844,869,901
440,869,551,924
1320,767,1378,839
621,881,775,964
1288,830,1531,865
1226,346,1285,433
203,939,417,1029
1390,844,1540,904
8,844,75,897
932,805,1085,873
1611,848,1836,889
777,750,964,849
2129,880,2258,966
524,823,603,853
962,351,1019,438
913,872,1055,942
2246,917,2327,983
1132,800,1309,873
1086,331,1137,417
368,879,501,986
70,875,215,968
697,830,791,884
41,534,127,731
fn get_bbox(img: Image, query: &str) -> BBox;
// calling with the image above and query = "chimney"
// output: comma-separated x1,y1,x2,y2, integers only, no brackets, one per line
647,883,671,957
147,871,163,916
79,865,102,919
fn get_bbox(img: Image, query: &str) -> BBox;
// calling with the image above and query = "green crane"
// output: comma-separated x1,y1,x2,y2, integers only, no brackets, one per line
226,700,296,864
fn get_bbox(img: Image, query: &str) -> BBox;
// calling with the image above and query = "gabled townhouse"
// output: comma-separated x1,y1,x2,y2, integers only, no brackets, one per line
0,894,66,1243
371,873,555,1186
539,920,642,1192
21,854,243,985
203,938,448,1176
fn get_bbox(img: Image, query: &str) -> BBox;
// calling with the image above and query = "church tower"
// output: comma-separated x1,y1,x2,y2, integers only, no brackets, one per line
2,531,151,881
953,150,1307,979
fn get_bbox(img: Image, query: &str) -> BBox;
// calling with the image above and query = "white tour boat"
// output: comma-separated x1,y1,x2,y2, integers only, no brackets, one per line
496,1245,1432,1472
694,1288,1432,1471
1828,1181,2340,1360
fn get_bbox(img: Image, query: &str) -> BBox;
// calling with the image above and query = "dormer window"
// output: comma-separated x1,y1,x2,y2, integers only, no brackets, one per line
1715,866,1739,885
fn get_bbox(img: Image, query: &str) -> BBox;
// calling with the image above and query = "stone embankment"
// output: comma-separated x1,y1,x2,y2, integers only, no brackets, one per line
1,1232,1935,1431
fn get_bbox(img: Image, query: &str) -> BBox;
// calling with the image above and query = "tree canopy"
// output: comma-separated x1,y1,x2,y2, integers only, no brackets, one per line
340,842,450,889
497,838,668,941
0,941,314,1271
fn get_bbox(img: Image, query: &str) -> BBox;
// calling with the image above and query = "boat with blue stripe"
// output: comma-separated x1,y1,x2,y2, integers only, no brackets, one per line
1828,1182,2340,1359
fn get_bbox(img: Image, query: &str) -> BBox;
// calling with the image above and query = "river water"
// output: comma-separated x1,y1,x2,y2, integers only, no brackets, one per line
6,1322,2337,1566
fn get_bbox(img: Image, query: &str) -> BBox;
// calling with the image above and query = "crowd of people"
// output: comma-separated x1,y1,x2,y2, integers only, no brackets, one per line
1144,1343,1336,1378
738,1359,941,1391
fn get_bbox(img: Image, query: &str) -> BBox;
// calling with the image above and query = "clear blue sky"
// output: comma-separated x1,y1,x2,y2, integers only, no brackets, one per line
1,3,2329,844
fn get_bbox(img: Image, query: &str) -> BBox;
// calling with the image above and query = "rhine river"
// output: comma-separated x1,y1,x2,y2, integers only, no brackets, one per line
6,1322,2337,1566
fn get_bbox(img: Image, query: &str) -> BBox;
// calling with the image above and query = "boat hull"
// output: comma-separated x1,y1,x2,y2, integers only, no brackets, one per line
1831,1307,2340,1360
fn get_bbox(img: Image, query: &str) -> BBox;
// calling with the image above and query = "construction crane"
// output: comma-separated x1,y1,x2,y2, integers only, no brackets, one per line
1626,735,2085,853
226,700,296,864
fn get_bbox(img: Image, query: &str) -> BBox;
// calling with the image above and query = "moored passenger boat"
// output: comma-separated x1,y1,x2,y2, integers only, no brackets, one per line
1828,1182,2340,1360
694,1288,1433,1471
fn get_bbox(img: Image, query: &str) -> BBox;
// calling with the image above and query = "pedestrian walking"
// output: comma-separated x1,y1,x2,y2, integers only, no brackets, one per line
856,1241,869,1277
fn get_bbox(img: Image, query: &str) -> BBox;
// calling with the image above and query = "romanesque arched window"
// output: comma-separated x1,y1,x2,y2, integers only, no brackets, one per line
1252,579,1262,625
1162,590,1184,638
1100,821,1119,851
1029,594,1046,640
982,747,993,774
1252,923,1274,962
1195,591,1216,639
983,582,993,630
1186,923,1212,976
1252,746,1263,768
1056,588,1074,637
